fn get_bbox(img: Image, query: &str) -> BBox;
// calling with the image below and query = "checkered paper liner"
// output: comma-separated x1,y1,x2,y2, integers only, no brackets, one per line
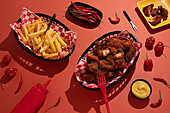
10,7,77,60
75,30,142,89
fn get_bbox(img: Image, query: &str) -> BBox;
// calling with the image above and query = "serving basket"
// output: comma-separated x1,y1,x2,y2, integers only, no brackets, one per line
13,13,75,61
67,2,103,24
75,30,142,89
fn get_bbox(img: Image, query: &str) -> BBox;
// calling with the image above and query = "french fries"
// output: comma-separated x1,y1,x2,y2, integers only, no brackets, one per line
17,18,68,59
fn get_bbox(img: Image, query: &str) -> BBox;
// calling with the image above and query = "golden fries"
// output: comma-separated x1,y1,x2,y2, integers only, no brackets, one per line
16,18,68,60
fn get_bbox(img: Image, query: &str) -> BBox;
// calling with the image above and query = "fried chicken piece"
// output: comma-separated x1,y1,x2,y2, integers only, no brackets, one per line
113,49,125,59
87,54,99,62
96,48,111,58
107,46,118,55
95,41,107,50
106,38,124,49
114,58,127,69
143,4,154,17
105,71,115,81
86,62,98,73
158,5,168,21
115,70,123,77
151,8,160,17
99,60,113,71
121,39,132,48
106,55,115,66
82,73,97,83
125,46,135,62
149,15,162,26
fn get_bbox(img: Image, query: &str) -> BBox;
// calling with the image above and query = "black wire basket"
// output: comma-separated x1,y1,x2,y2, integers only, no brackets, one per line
75,31,140,89
14,13,75,61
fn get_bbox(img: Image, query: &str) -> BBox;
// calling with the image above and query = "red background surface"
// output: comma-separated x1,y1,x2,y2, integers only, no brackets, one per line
0,0,170,113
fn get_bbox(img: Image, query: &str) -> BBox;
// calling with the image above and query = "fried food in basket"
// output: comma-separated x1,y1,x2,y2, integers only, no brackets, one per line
82,37,136,83
17,18,68,60
142,4,168,26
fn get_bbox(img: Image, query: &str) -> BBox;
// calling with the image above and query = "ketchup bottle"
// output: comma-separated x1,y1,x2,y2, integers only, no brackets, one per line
11,79,51,113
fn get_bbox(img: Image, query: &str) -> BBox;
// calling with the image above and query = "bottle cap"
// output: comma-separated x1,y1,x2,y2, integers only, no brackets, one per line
36,79,51,95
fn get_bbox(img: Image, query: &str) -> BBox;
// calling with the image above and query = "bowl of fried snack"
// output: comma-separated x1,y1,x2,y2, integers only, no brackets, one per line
137,0,170,29
10,7,77,61
75,30,142,89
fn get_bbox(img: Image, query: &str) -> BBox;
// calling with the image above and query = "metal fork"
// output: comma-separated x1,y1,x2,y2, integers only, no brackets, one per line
97,73,110,113
123,11,138,32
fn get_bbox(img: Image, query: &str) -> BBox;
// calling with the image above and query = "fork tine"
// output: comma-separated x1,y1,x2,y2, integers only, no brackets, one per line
134,26,138,32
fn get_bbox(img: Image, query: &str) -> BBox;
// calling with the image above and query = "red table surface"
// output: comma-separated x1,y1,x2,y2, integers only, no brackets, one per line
0,0,170,113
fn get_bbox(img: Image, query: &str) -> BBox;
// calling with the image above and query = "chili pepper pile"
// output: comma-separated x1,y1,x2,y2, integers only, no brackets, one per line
68,2,101,23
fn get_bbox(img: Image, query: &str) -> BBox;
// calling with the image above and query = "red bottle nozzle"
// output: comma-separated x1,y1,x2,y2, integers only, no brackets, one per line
43,79,51,88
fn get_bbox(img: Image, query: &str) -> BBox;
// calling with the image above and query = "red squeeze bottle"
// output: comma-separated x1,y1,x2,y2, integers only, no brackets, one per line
11,79,51,113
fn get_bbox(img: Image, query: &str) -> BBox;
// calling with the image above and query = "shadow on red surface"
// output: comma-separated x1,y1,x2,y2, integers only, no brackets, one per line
65,66,136,113
135,7,170,34
128,91,149,109
0,30,69,77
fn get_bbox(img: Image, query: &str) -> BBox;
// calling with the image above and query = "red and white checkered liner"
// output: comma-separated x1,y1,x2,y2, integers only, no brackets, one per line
75,30,142,89
10,7,77,59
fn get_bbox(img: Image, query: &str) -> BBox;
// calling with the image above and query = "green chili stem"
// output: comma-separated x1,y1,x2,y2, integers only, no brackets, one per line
146,53,148,60
9,48,14,57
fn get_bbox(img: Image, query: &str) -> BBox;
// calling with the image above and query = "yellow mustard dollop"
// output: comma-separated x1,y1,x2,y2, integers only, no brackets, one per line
131,81,151,99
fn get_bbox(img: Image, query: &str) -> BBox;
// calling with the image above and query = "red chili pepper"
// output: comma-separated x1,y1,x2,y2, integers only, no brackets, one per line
154,42,169,57
80,9,97,14
87,16,97,22
71,1,79,10
108,13,120,24
95,13,101,21
44,97,61,113
145,36,155,50
2,55,11,64
76,6,92,10
5,68,17,77
68,10,93,16
79,16,95,23
153,77,170,88
2,49,14,64
144,53,153,71
15,72,23,94
150,90,162,108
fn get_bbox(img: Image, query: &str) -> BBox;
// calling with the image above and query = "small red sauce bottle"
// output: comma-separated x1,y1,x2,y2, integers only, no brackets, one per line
11,79,51,113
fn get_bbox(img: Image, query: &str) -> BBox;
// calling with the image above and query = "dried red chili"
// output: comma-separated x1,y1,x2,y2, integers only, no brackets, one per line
5,68,17,77
108,13,120,24
153,77,170,88
15,72,23,94
44,97,61,113
150,90,162,108
145,36,155,50
144,53,153,71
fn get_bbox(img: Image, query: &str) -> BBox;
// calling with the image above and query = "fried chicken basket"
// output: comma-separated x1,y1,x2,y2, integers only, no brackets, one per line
75,30,142,89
